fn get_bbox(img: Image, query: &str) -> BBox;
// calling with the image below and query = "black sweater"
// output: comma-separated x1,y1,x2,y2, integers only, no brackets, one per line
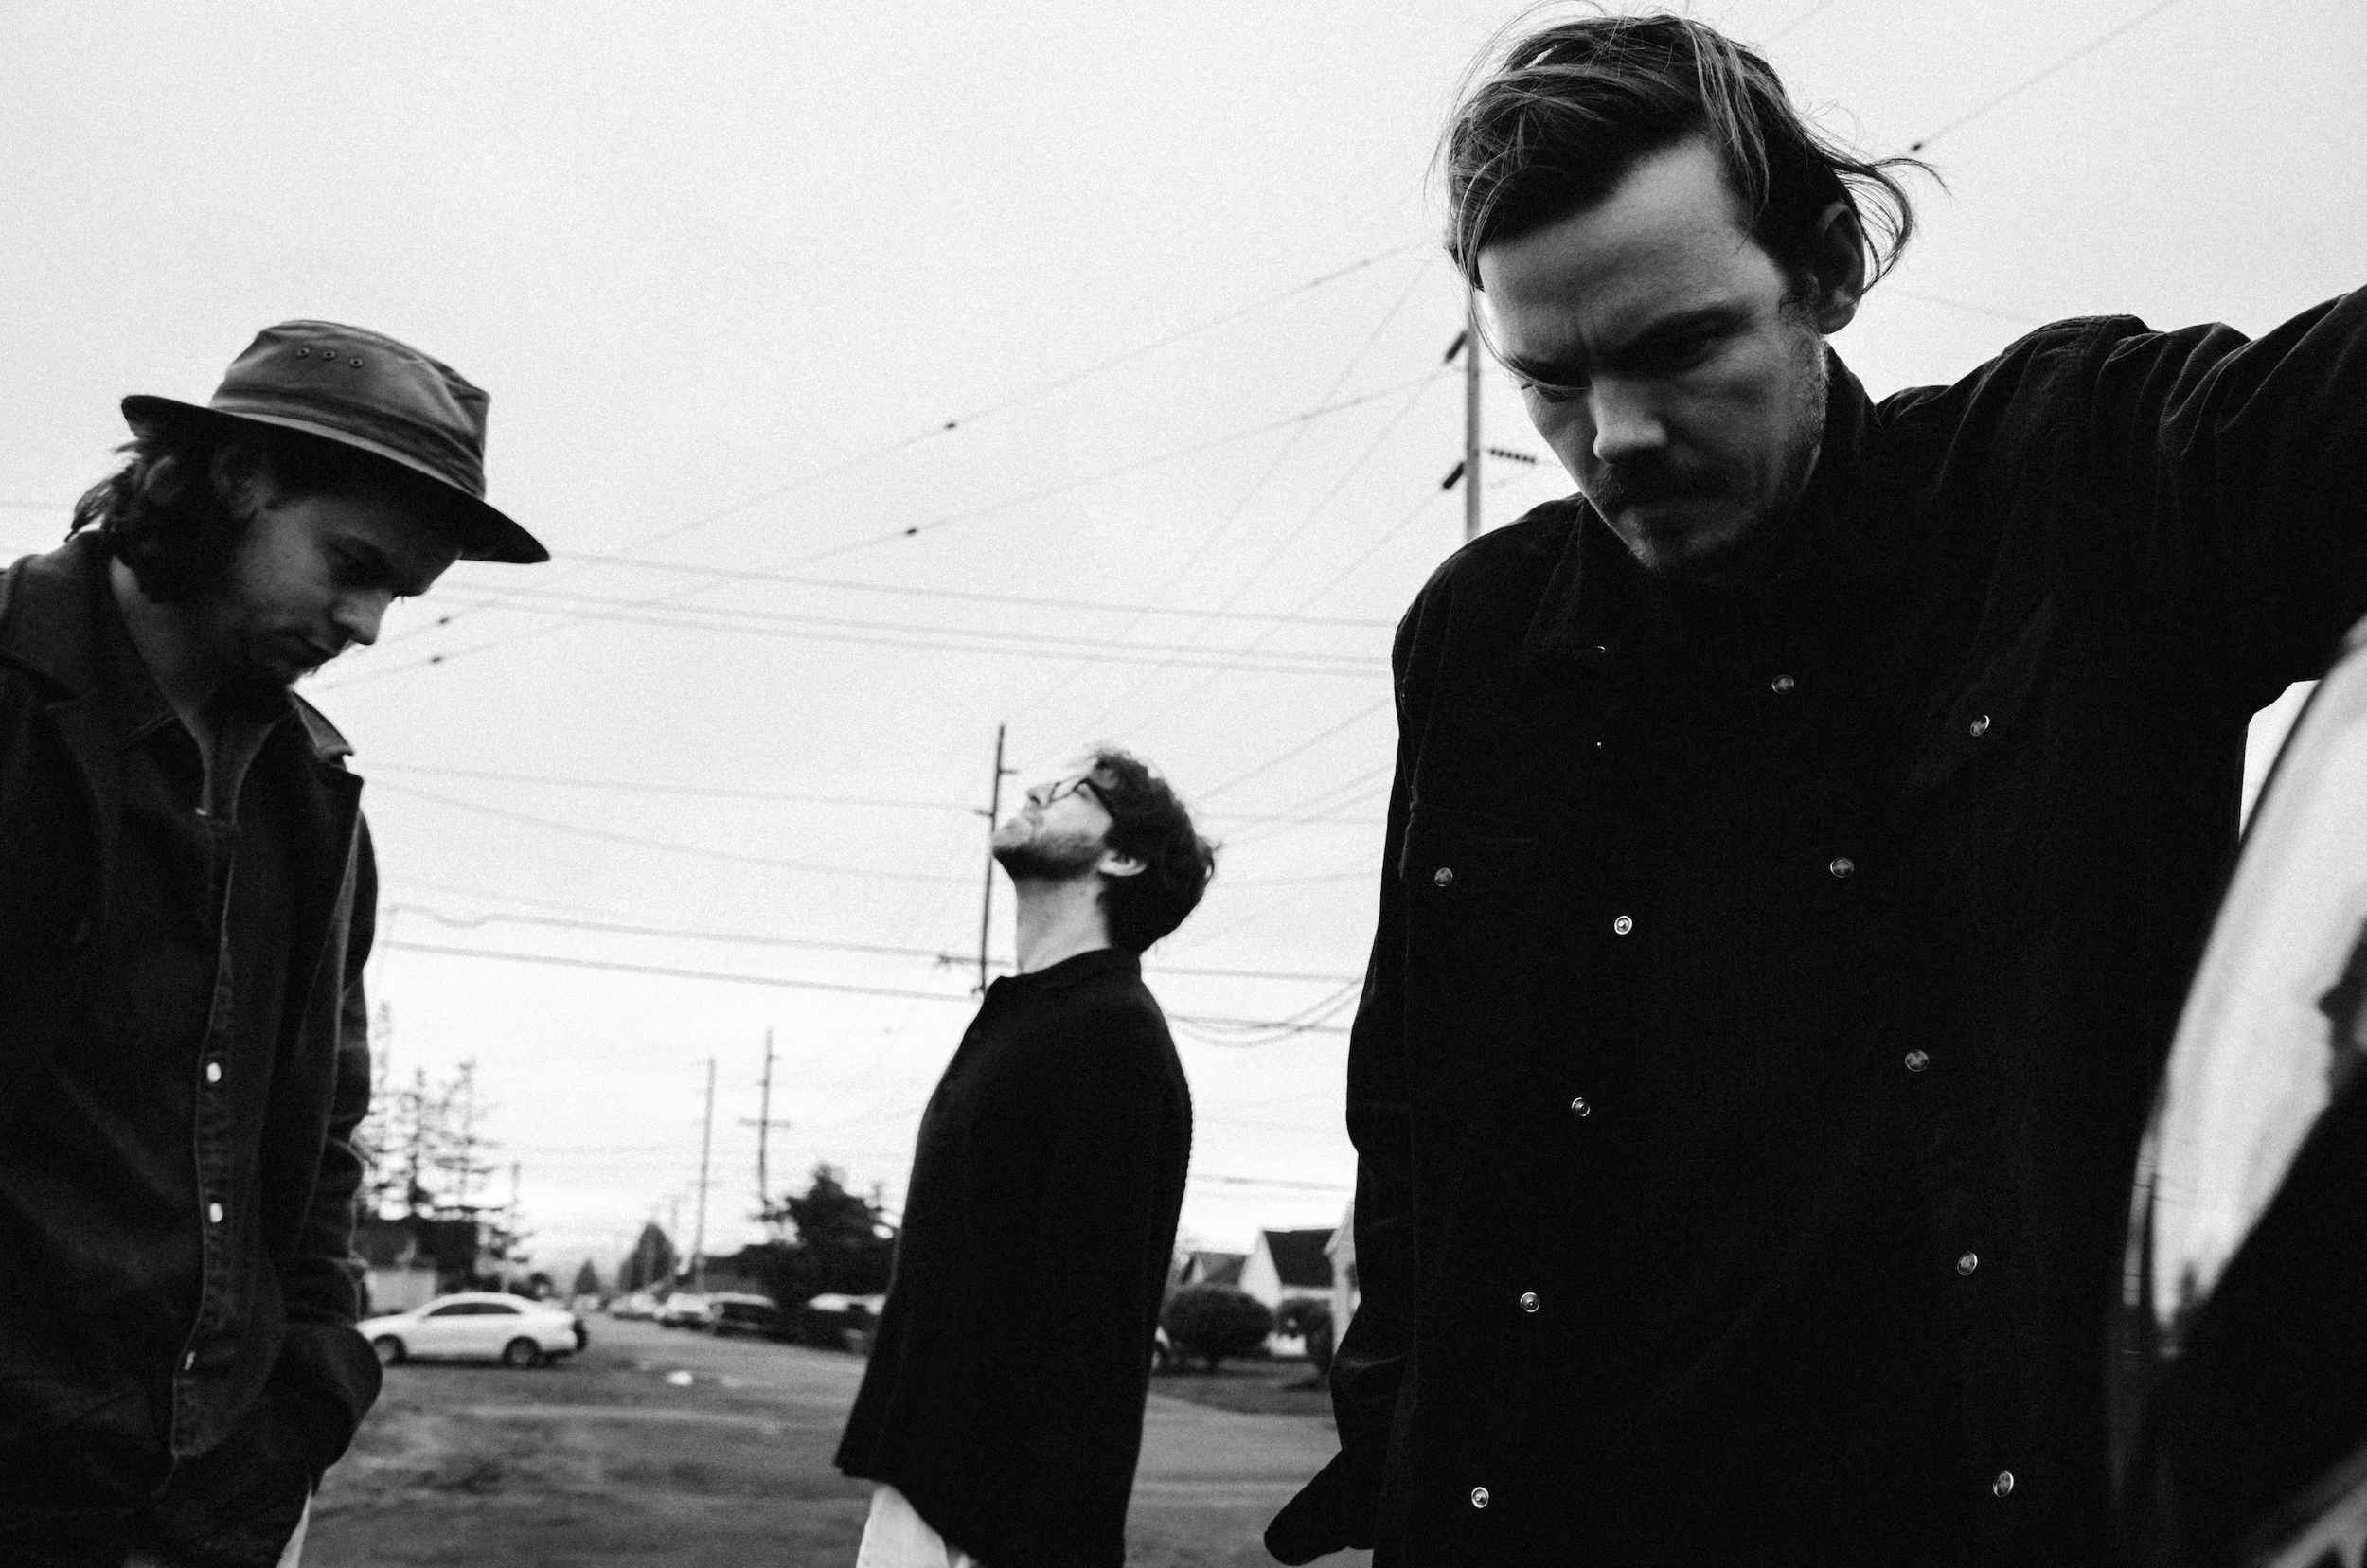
837,947,1192,1567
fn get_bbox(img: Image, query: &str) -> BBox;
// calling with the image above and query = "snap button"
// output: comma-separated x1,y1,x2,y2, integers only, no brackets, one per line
1957,1252,1979,1275
1470,1487,1490,1509
1992,1470,2015,1498
1770,673,1796,694
1969,713,1991,737
1433,866,1454,888
207,1202,224,1223
294,347,310,357
1611,915,1634,935
349,356,364,367
183,1352,196,1372
205,1061,222,1085
1904,1049,1931,1073
1828,856,1855,879
1569,1096,1591,1118
1518,1292,1539,1313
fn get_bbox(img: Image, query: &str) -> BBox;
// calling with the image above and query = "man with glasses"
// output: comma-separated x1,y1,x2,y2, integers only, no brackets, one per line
836,750,1216,1568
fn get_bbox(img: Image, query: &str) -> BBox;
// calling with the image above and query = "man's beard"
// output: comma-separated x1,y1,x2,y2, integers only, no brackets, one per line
992,829,1103,882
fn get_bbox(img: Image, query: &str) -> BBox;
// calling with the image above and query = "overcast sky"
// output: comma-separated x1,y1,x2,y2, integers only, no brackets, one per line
6,0,2361,1280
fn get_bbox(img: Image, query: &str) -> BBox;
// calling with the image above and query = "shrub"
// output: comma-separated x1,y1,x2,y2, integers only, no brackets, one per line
1161,1284,1274,1372
1273,1298,1337,1375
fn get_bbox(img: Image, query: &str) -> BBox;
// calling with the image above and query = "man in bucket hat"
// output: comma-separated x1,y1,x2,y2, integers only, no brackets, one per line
0,322,543,1567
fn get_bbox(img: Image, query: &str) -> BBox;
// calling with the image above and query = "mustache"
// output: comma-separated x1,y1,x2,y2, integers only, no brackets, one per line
1587,464,1721,512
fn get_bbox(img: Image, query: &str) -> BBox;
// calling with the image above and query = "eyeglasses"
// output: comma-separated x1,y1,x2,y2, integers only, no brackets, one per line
1026,774,1102,810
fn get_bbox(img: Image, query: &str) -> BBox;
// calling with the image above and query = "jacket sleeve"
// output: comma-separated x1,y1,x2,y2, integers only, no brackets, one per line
2080,288,2367,710
1006,1003,1184,1568
267,811,383,1478
1266,609,1426,1565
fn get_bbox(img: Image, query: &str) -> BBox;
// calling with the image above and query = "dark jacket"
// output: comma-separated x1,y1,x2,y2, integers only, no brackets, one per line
0,536,383,1567
1268,295,2367,1566
837,948,1192,1568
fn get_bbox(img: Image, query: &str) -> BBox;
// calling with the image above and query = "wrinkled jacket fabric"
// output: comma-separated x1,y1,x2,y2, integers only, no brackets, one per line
1269,296,2367,1566
0,536,382,1568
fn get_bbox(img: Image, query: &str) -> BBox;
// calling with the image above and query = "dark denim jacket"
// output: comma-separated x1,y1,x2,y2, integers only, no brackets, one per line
1270,294,2367,1567
0,536,383,1568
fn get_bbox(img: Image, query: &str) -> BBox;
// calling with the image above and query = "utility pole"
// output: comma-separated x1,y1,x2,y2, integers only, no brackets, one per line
739,1027,792,1229
1463,295,1485,542
691,1057,716,1293
975,723,1014,991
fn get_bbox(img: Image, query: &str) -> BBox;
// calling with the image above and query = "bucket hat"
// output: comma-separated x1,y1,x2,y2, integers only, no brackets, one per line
120,320,546,564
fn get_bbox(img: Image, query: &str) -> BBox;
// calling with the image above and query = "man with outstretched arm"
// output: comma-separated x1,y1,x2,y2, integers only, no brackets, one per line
1265,14,2367,1567
837,750,1216,1568
0,322,546,1567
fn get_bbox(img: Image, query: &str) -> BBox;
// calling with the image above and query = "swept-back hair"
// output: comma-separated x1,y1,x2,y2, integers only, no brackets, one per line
1440,9,1929,294
1086,748,1217,954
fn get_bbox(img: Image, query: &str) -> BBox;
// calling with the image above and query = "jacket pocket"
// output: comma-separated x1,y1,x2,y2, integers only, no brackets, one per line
1903,593,2061,798
1397,807,1541,899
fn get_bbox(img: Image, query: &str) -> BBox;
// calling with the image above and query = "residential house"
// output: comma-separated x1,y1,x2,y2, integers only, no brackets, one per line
1177,1250,1245,1288
1240,1227,1334,1310
1326,1201,1359,1334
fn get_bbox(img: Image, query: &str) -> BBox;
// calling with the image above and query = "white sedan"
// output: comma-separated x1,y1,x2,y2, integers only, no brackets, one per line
360,1292,583,1368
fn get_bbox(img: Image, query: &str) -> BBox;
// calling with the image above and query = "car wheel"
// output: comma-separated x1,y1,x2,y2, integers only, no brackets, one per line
500,1337,543,1369
372,1335,406,1366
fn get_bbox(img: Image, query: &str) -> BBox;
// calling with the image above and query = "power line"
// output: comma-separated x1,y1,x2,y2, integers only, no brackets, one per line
362,760,1382,828
536,553,1396,629
383,241,1426,650
1906,0,2194,152
383,903,1367,984
374,938,1352,1035
1194,697,1394,804
318,374,1430,691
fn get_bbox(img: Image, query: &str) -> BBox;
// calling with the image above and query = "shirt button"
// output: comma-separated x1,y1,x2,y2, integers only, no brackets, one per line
1993,1470,2015,1498
207,1202,224,1223
1957,1252,1980,1275
1828,856,1856,878
1570,1096,1592,1118
1611,915,1634,935
205,1061,222,1085
1518,1292,1540,1313
183,1352,196,1371
1969,713,1992,737
1904,1049,1931,1073
1770,673,1796,694
1433,866,1454,888
1470,1486,1490,1509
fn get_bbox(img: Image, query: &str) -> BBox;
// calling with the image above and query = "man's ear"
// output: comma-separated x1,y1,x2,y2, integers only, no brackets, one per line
1800,200,1868,334
1098,849,1147,880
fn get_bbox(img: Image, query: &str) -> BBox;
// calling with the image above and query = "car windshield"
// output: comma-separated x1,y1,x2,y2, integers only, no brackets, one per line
2132,646,2367,1349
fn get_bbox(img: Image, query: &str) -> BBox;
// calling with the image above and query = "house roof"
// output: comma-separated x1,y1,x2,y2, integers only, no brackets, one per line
1261,1228,1336,1290
1186,1250,1245,1286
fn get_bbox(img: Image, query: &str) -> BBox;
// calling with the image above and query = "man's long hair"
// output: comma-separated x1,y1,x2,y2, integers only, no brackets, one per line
1440,9,1930,293
71,418,446,603
1086,750,1217,954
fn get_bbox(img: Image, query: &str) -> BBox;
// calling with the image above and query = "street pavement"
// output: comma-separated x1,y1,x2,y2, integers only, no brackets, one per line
307,1316,1369,1567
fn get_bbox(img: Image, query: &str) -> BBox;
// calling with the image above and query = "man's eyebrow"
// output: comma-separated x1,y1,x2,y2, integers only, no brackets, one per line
1502,302,1749,384
339,536,437,597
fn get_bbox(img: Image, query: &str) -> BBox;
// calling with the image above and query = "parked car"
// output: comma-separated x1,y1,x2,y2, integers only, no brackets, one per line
609,1291,661,1320
705,1293,793,1340
654,1292,711,1327
360,1292,582,1368
795,1292,885,1351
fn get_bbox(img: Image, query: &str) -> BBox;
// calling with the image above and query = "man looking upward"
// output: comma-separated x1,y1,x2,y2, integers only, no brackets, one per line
0,322,545,1567
1268,13,2367,1567
838,750,1215,1568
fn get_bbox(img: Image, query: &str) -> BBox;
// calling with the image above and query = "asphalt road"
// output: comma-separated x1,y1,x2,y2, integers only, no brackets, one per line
307,1316,1369,1567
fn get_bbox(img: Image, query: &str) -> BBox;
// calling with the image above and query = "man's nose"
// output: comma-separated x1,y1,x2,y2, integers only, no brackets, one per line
335,591,393,648
1590,379,1669,466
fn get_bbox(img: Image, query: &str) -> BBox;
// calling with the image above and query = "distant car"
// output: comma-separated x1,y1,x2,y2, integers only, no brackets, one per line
705,1294,792,1340
360,1292,582,1368
609,1292,661,1320
797,1292,886,1351
654,1292,711,1327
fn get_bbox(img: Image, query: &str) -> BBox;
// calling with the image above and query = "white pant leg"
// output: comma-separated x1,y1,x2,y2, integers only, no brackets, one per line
276,1494,311,1567
854,1484,983,1568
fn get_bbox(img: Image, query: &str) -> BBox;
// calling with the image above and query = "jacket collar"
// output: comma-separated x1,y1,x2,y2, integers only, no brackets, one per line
0,532,354,766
